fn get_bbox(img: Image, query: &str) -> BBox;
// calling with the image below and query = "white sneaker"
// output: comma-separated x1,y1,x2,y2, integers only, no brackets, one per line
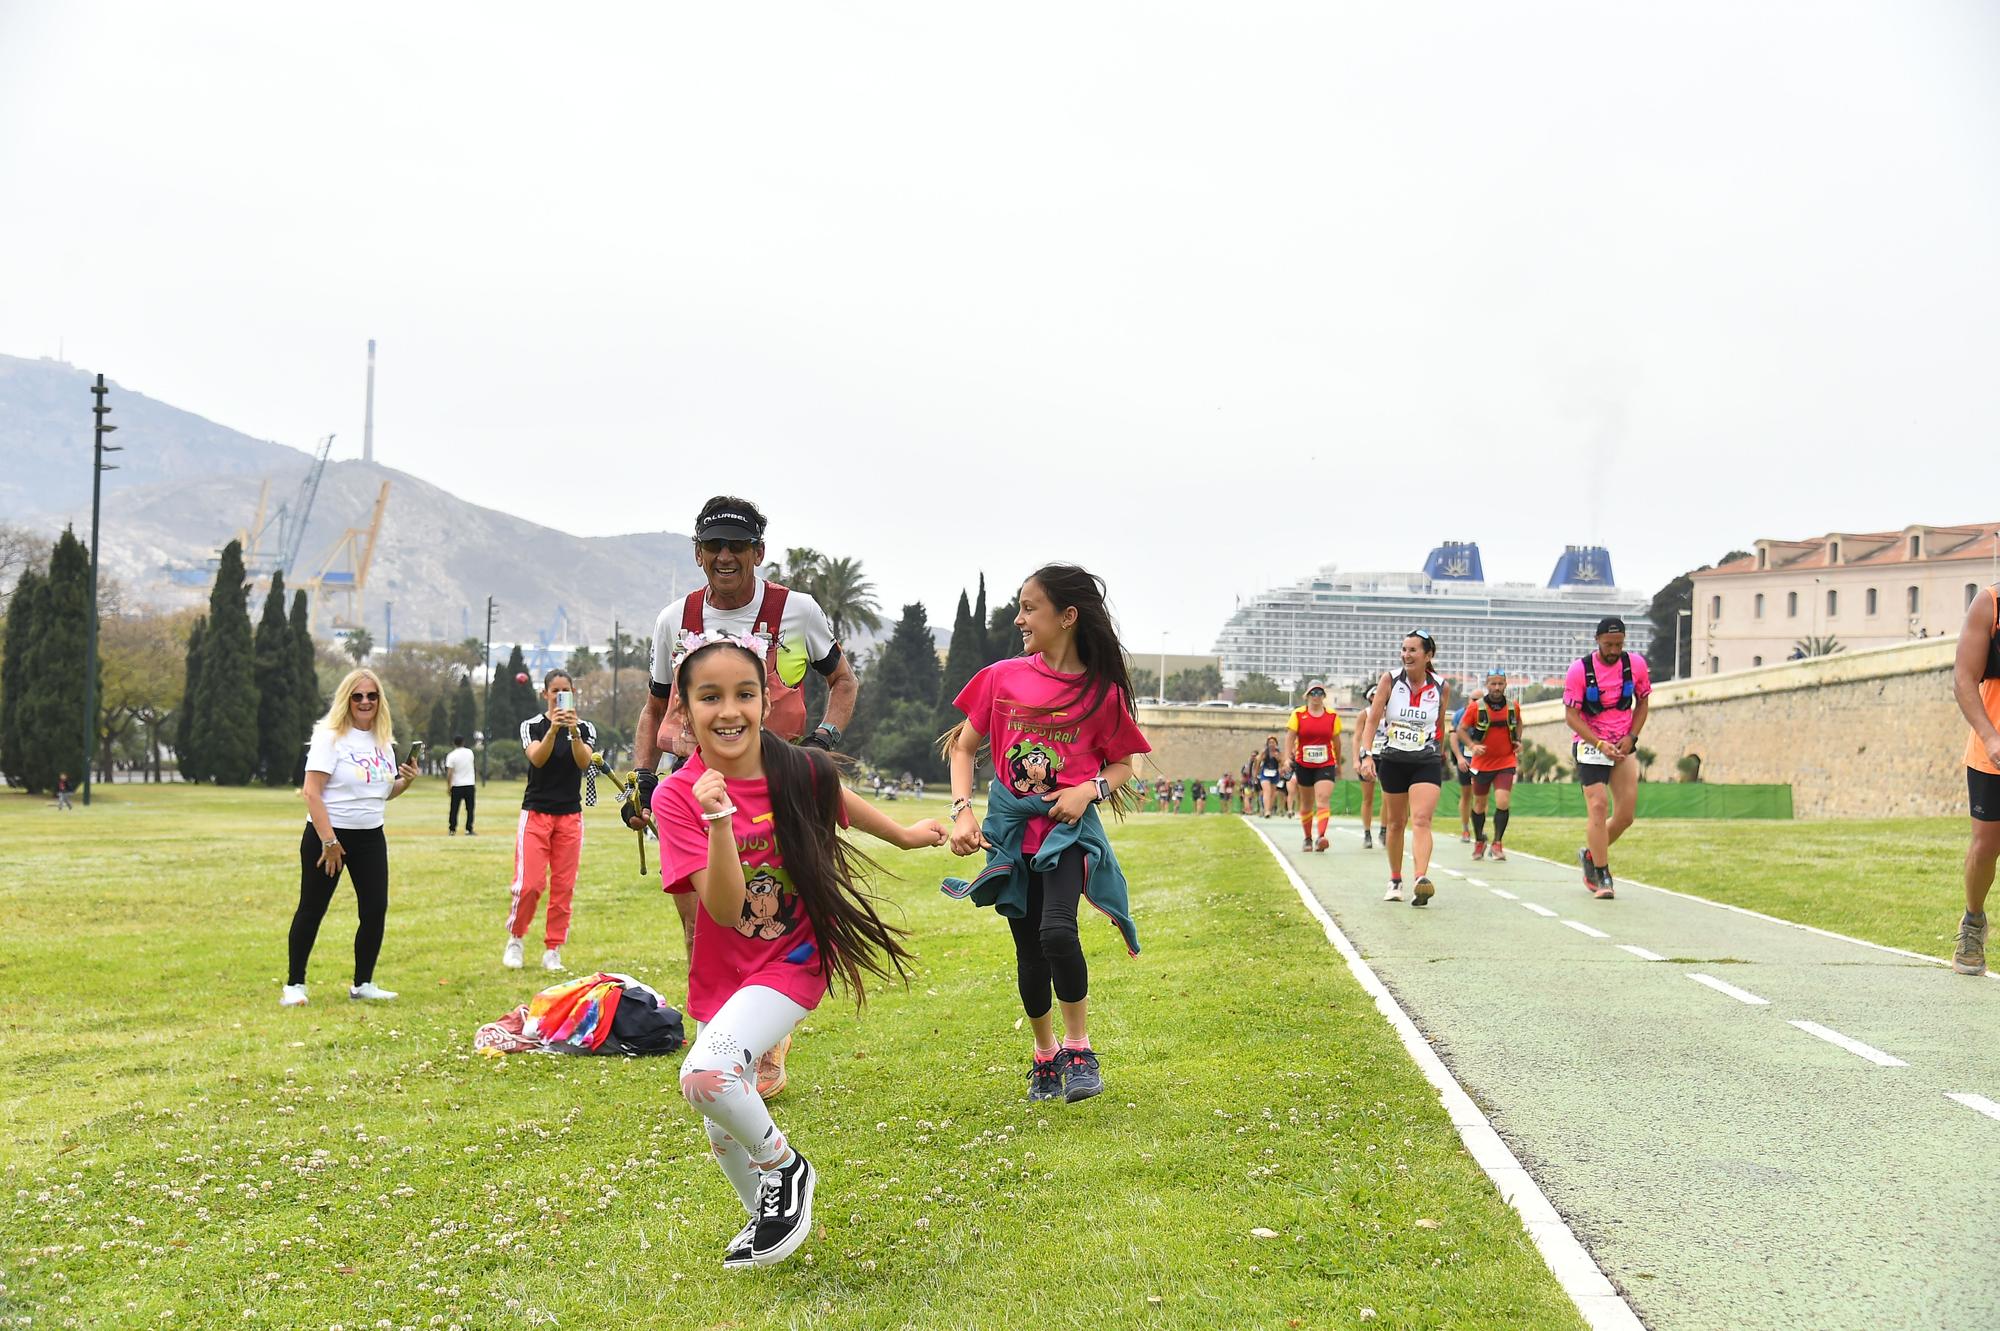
349,981,398,1001
279,984,308,1007
502,936,525,969
1382,880,1404,902
541,948,564,972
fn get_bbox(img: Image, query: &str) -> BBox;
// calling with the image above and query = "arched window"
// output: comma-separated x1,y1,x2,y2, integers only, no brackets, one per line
1908,586,1921,615
1787,591,1799,617
1752,655,1764,667
1754,593,1765,618
1826,589,1838,616
1866,587,1878,615
1969,583,1981,609
1710,595,1721,619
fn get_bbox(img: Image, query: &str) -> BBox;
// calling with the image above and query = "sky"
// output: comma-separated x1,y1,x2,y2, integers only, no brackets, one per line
3,2,1998,652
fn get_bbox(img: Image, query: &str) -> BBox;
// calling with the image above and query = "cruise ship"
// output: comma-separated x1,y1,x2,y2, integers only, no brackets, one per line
1213,543,1649,690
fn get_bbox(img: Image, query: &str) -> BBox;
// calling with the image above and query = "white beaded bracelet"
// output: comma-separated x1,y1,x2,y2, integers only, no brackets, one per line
701,804,737,823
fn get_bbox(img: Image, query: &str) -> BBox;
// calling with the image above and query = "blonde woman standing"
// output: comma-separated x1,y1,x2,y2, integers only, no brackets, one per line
282,669,420,1007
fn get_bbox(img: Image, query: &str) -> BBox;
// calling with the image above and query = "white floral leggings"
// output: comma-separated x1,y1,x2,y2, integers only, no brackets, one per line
678,985,810,1212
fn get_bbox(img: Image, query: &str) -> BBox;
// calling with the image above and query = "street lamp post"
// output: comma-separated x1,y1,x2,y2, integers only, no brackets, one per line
481,596,497,785
1674,608,1691,679
81,374,120,806
1158,633,1167,706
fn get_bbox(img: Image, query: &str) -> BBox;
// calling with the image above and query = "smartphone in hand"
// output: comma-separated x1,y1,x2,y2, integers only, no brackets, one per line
407,740,426,766
556,689,575,713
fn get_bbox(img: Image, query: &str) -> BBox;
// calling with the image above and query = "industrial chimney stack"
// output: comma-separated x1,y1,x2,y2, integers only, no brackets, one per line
363,339,376,464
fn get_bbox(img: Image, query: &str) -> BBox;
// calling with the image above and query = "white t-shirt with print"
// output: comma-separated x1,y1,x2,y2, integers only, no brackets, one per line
305,726,399,830
443,745,476,787
649,578,839,691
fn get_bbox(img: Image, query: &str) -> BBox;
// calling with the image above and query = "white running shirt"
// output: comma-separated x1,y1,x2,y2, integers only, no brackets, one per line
1379,670,1443,758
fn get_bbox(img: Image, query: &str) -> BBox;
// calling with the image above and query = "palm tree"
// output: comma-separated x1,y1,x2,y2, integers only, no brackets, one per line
344,628,374,664
813,556,883,642
1791,635,1844,659
765,547,826,592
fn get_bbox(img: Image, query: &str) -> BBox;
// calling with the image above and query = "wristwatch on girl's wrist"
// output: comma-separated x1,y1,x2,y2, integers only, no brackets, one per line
950,797,974,818
1091,776,1111,803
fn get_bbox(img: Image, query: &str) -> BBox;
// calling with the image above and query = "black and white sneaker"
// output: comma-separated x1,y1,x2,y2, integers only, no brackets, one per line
1058,1047,1104,1103
720,1215,759,1269
748,1151,816,1266
1363,830,1374,849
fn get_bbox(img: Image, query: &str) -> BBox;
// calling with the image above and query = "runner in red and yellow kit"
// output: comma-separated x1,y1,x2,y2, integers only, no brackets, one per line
1454,669,1521,862
1288,681,1343,852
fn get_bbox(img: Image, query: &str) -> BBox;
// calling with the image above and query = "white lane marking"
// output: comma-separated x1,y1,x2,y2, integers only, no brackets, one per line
1467,877,1490,887
1787,1020,1908,1068
1440,868,1464,878
1946,1093,2000,1123
1523,902,1559,918
1489,888,1520,901
1242,818,1644,1331
1562,920,1611,940
1687,973,1770,1006
1503,847,2000,981
1617,945,1666,962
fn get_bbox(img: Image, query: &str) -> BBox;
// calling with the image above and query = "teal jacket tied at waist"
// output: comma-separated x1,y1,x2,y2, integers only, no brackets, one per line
940,780,1140,956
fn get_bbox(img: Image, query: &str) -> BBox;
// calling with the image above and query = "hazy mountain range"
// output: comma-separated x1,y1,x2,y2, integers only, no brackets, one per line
0,353,703,649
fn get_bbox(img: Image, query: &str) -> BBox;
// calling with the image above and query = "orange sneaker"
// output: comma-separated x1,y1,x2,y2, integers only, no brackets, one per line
756,1034,793,1100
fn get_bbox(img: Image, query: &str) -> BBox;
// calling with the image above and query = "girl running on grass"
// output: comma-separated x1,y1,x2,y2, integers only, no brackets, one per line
944,564,1151,1104
656,637,946,1269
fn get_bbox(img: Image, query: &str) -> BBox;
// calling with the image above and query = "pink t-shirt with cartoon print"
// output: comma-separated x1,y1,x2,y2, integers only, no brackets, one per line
656,751,842,1022
953,656,1152,854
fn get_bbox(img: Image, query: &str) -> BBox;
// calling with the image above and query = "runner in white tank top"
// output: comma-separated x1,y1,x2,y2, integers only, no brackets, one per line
1357,631,1450,906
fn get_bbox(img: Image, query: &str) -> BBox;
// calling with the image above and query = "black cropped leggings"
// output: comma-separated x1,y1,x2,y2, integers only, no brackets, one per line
1008,845,1089,1018
288,824,389,987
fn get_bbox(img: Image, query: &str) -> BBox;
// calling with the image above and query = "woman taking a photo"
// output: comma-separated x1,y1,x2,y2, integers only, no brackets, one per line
282,669,420,1007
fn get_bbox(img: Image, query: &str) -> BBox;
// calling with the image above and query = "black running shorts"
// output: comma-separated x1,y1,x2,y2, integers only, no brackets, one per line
1375,755,1442,795
1456,762,1474,786
1292,763,1338,785
1578,758,1614,788
1970,766,2000,822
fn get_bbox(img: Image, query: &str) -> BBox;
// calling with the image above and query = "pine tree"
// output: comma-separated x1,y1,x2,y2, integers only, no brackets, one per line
0,566,45,786
190,540,261,784
934,589,983,744
176,617,206,780
452,673,477,745
289,590,320,782
854,603,945,779
253,572,297,785
426,697,450,760
20,529,94,792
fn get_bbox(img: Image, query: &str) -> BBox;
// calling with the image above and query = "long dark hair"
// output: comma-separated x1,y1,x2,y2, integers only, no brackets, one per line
1022,563,1138,726
675,642,913,1004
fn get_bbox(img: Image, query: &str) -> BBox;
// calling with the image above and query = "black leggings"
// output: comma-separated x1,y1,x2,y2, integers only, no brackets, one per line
289,824,389,986
1008,845,1088,1019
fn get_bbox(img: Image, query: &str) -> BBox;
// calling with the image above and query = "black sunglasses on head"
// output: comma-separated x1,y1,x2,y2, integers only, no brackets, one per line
699,538,756,554
1405,629,1435,648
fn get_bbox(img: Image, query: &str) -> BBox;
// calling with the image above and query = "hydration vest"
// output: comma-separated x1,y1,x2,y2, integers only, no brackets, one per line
1579,653,1635,716
1986,586,2000,682
658,583,808,751
1471,698,1521,742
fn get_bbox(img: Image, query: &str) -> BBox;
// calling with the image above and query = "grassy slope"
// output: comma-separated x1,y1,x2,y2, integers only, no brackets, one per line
0,786,1582,1331
1494,813,1969,959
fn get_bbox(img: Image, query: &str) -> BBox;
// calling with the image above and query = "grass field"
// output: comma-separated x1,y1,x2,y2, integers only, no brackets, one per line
0,784,1586,1331
1489,814,1970,960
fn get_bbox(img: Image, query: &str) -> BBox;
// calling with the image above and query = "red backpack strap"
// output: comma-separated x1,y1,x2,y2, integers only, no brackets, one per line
679,589,706,633
755,582,790,640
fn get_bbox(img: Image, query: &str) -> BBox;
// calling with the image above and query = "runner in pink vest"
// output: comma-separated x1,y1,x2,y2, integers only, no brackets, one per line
628,495,859,1099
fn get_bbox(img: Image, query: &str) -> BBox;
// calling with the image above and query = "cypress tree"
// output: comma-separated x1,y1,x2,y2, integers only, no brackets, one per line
487,645,537,739
452,673,477,745
190,540,260,784
934,589,983,742
0,567,45,786
426,696,450,757
20,529,94,792
176,617,206,781
289,590,320,782
854,603,945,779
986,591,1021,664
253,572,296,785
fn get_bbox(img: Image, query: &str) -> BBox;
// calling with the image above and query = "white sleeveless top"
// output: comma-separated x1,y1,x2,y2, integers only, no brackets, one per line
1379,669,1443,758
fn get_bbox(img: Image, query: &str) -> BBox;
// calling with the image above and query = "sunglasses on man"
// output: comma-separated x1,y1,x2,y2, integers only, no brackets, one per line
699,538,757,554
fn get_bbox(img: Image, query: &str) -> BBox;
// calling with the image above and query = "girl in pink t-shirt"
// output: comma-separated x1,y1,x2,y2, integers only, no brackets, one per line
659,638,946,1270
946,564,1151,1105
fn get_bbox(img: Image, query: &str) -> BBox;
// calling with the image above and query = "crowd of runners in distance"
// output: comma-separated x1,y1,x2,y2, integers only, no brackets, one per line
1178,617,1651,910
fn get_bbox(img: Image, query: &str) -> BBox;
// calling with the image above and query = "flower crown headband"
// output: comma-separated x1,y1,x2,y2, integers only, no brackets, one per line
671,630,768,672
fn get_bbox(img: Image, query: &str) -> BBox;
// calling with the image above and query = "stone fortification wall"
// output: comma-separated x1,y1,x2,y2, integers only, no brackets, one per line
1516,638,1965,819
1132,704,1362,782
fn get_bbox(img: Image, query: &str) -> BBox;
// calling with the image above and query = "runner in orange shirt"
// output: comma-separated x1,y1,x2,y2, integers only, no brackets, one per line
1952,584,2000,976
1454,669,1522,862
1288,681,1343,852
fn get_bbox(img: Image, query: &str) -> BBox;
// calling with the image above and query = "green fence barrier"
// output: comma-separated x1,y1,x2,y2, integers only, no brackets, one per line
1141,780,1792,819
